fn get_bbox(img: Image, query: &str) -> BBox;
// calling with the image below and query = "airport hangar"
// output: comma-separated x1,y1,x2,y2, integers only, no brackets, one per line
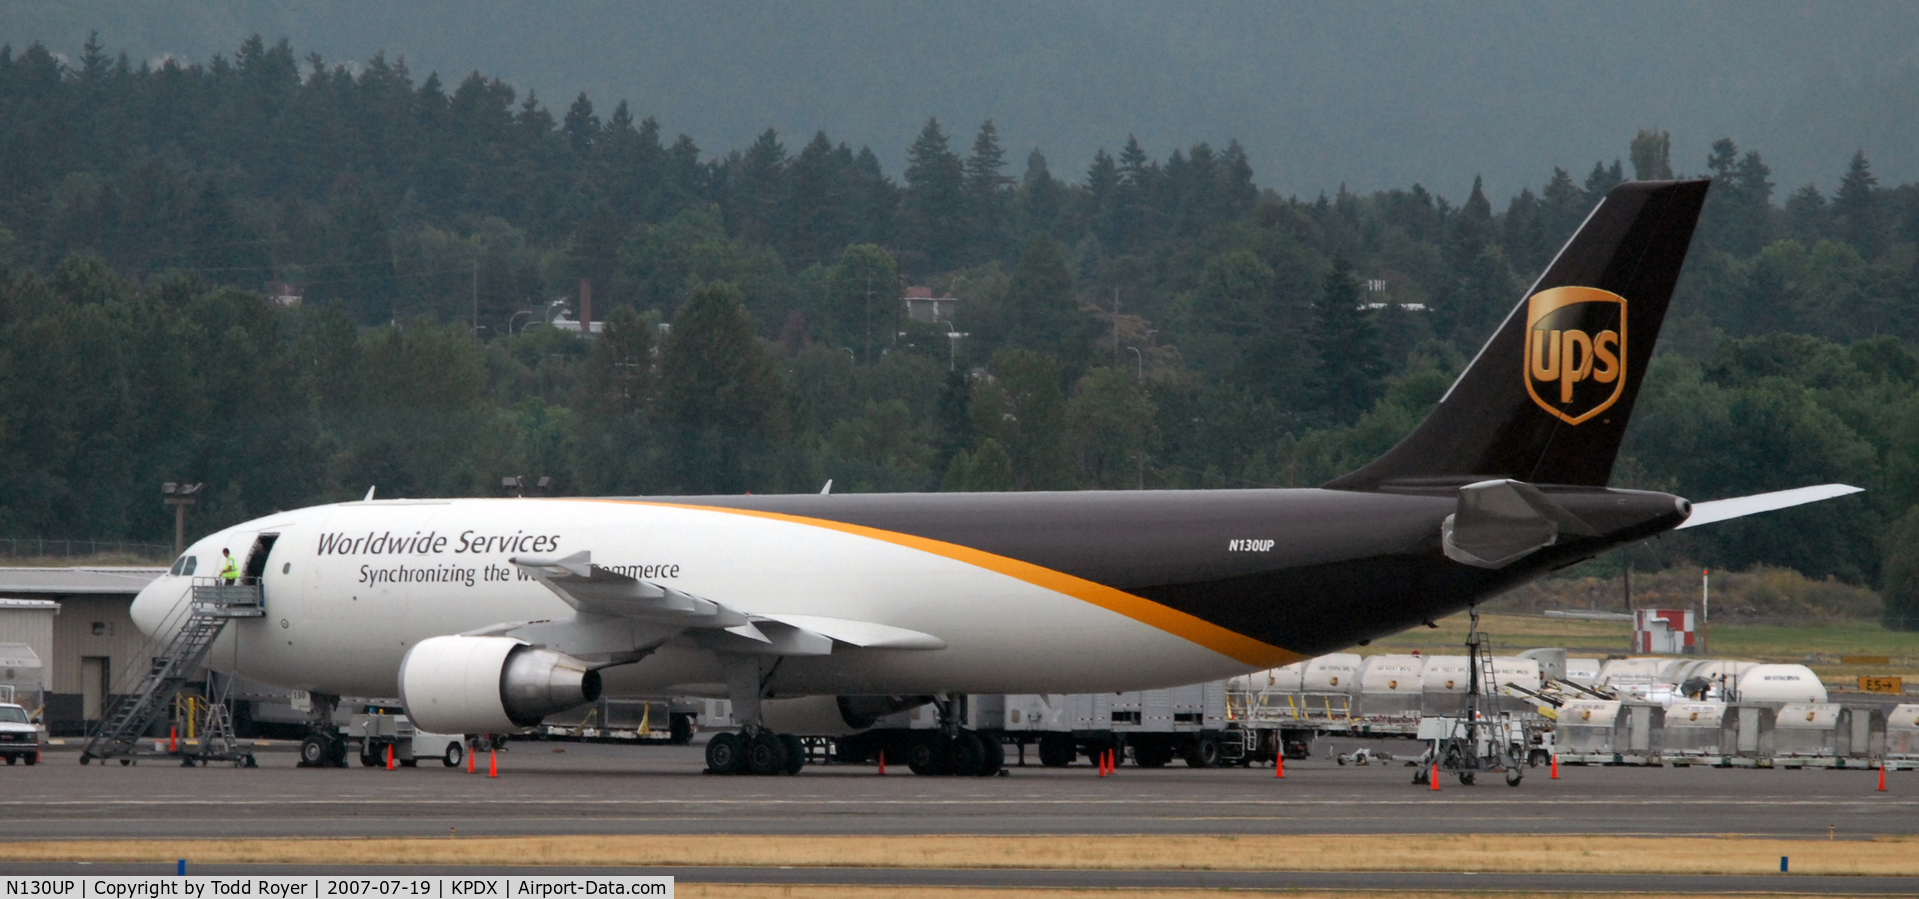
0,566,162,734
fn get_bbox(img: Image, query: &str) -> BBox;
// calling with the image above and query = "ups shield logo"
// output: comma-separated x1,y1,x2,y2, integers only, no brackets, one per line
1524,286,1626,425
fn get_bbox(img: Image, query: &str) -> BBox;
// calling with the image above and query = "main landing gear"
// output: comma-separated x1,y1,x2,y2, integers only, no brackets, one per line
706,654,806,776
902,728,1004,777
705,730,806,776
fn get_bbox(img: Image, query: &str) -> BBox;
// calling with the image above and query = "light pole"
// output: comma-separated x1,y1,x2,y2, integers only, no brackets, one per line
936,320,968,372
161,482,204,556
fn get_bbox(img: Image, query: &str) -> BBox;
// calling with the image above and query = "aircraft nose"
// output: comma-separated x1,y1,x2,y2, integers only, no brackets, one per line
130,576,189,641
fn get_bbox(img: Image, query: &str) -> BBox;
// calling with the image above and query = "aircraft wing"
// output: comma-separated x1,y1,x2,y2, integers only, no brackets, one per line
1675,484,1863,530
510,551,750,627
507,551,944,657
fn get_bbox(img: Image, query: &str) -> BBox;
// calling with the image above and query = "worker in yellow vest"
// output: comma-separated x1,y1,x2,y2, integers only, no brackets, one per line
220,548,240,585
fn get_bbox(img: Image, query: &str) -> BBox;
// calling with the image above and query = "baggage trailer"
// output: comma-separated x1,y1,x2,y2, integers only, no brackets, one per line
832,684,1305,772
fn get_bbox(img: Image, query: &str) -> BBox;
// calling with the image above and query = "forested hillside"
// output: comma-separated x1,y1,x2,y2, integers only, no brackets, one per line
3,37,1918,625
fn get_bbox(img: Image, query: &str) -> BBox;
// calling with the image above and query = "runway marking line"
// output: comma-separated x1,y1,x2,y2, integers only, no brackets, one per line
4,834,1918,877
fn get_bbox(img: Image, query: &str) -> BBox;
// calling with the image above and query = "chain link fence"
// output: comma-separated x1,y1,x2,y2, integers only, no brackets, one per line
0,537,174,561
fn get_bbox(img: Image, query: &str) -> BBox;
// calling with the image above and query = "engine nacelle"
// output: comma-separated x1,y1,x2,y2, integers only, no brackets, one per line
398,635,601,734
760,694,934,736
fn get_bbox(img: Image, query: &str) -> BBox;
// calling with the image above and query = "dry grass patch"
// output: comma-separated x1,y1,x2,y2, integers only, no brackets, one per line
4,834,1918,876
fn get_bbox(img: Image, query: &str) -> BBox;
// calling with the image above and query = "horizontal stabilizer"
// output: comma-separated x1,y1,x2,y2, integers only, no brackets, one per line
1675,484,1863,530
1442,479,1595,569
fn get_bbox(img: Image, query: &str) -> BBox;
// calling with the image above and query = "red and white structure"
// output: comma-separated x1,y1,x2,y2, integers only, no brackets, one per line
1633,609,1697,654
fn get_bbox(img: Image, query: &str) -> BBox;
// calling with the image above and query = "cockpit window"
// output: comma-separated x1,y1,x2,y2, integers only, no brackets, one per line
169,555,198,576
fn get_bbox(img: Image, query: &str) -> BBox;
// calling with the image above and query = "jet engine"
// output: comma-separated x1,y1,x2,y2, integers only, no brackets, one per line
398,635,601,734
760,694,934,736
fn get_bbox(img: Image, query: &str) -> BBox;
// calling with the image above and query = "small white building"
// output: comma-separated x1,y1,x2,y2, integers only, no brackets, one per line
902,286,960,324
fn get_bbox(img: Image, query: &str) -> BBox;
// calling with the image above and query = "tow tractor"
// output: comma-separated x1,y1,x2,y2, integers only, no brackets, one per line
299,705,466,768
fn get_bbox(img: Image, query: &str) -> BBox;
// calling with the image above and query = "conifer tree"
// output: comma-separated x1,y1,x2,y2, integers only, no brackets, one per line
1584,160,1624,206
1085,148,1120,248
1833,149,1882,258
1019,148,1064,238
962,119,1013,263
1308,256,1386,421
903,117,964,271
1540,166,1585,246
562,92,599,156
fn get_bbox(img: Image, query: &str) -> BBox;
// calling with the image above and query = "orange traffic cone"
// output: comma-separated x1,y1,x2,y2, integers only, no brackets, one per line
169,726,177,753
386,743,394,771
1429,763,1440,791
1551,754,1559,780
878,751,886,775
488,749,498,778
466,744,475,774
1879,766,1887,792
1275,754,1284,779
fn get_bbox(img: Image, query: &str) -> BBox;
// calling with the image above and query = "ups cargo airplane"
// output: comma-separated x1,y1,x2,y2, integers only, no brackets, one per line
132,179,1858,774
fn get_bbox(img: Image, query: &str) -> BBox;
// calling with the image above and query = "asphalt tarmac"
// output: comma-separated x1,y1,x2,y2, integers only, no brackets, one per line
8,736,1916,840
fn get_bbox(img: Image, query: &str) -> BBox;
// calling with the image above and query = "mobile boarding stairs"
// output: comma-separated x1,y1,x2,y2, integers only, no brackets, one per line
79,577,261,766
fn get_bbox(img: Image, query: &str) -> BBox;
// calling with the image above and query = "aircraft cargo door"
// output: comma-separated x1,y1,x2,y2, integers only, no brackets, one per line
245,534,278,607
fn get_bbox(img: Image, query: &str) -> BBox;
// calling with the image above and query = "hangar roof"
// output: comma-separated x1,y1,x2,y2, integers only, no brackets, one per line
0,567,165,596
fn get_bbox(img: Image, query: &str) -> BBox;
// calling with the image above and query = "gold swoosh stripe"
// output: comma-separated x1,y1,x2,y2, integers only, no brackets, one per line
586,498,1304,669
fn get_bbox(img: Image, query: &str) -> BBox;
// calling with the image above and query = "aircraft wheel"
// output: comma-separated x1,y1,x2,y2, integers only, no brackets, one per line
1412,767,1429,786
945,732,984,776
977,735,1005,776
325,736,349,768
668,714,695,745
80,753,92,766
780,733,806,775
1457,771,1476,786
120,758,133,766
745,731,787,776
299,735,329,768
1506,768,1524,787
359,746,380,767
1037,733,1075,768
1185,736,1221,768
705,732,746,775
907,735,941,775
443,742,465,768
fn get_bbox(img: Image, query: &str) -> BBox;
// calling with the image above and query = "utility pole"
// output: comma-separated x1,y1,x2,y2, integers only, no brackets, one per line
862,275,875,365
161,482,204,556
471,258,479,339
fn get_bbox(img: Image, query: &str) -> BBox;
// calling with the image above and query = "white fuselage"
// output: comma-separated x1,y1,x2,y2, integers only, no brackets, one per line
130,497,1260,702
